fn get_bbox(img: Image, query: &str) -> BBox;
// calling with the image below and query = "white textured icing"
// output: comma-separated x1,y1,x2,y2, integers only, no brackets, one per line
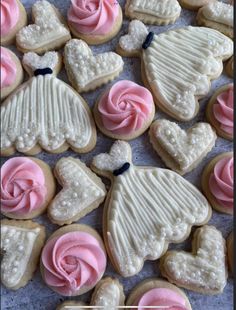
16,0,70,49
151,120,216,172
1,225,40,288
93,281,121,309
202,2,233,27
49,158,106,222
1,75,93,152
163,226,227,294
64,39,124,89
23,52,59,71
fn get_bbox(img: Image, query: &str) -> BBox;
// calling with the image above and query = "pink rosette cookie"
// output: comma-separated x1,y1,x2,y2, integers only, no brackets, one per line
67,0,123,44
94,80,155,140
1,0,27,46
1,157,56,219
202,152,233,215
206,84,234,141
1,46,24,100
41,224,107,296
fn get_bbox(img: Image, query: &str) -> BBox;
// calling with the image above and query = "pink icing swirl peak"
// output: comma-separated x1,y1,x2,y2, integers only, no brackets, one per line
213,85,234,135
1,158,47,216
1,0,20,36
41,231,107,296
209,156,234,209
98,80,153,135
1,47,17,89
68,0,119,35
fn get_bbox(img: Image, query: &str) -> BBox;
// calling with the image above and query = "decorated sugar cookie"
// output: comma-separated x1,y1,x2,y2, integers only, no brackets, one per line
1,0,27,46
227,231,233,276
48,157,106,225
1,219,45,290
94,80,155,140
149,119,217,175
202,152,233,215
16,0,71,54
126,278,192,309
41,224,107,296
117,21,233,121
1,47,24,100
160,225,228,295
64,39,124,93
226,56,233,78
91,141,212,277
1,157,56,219
67,0,123,45
178,0,215,11
1,51,97,156
57,277,125,309
197,2,233,39
125,0,181,25
206,84,234,141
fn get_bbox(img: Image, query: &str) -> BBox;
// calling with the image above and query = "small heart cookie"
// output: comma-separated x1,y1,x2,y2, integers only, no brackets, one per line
160,225,228,295
64,39,124,93
16,0,71,54
1,219,45,290
48,157,106,225
179,0,215,11
149,119,217,175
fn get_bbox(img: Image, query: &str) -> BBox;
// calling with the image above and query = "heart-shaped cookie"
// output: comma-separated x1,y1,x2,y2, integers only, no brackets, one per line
125,0,181,25
160,226,228,295
48,157,106,225
149,120,217,175
64,39,124,93
16,0,71,54
1,219,45,290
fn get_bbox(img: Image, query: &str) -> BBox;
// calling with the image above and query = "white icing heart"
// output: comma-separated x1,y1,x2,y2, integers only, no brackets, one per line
48,158,106,224
162,226,227,294
64,39,124,91
23,52,59,71
150,120,217,174
202,2,233,27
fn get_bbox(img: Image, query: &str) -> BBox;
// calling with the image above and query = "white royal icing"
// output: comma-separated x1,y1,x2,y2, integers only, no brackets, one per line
16,0,70,50
49,158,106,222
64,39,124,90
1,225,40,288
23,52,59,71
150,120,217,173
202,2,233,27
92,141,211,277
93,281,121,309
163,226,227,294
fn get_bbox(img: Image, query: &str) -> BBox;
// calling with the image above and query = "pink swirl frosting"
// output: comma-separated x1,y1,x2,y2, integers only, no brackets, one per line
1,47,17,89
98,80,153,135
41,231,107,296
68,0,119,35
136,288,188,310
213,85,234,135
1,158,47,216
1,0,19,36
209,156,234,209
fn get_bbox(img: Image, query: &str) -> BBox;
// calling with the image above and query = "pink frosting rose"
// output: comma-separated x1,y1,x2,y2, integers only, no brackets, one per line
1,0,20,36
213,85,234,136
1,47,17,89
1,157,47,216
68,0,119,35
41,231,107,296
136,288,188,310
98,80,154,135
209,156,234,209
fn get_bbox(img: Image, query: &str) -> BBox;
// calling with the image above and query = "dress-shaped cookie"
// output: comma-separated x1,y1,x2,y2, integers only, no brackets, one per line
117,20,233,121
1,51,96,156
91,141,212,277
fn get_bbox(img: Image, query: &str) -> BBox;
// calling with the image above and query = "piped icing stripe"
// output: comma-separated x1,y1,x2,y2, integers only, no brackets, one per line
1,47,17,89
1,0,20,36
202,2,233,27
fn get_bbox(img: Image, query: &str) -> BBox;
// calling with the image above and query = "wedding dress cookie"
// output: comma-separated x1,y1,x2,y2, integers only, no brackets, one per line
16,0,71,54
160,225,228,295
57,277,125,309
149,119,217,175
91,141,212,277
125,0,181,25
178,0,215,11
1,219,45,290
117,20,233,121
227,232,233,276
1,51,96,156
64,39,124,93
48,157,106,225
